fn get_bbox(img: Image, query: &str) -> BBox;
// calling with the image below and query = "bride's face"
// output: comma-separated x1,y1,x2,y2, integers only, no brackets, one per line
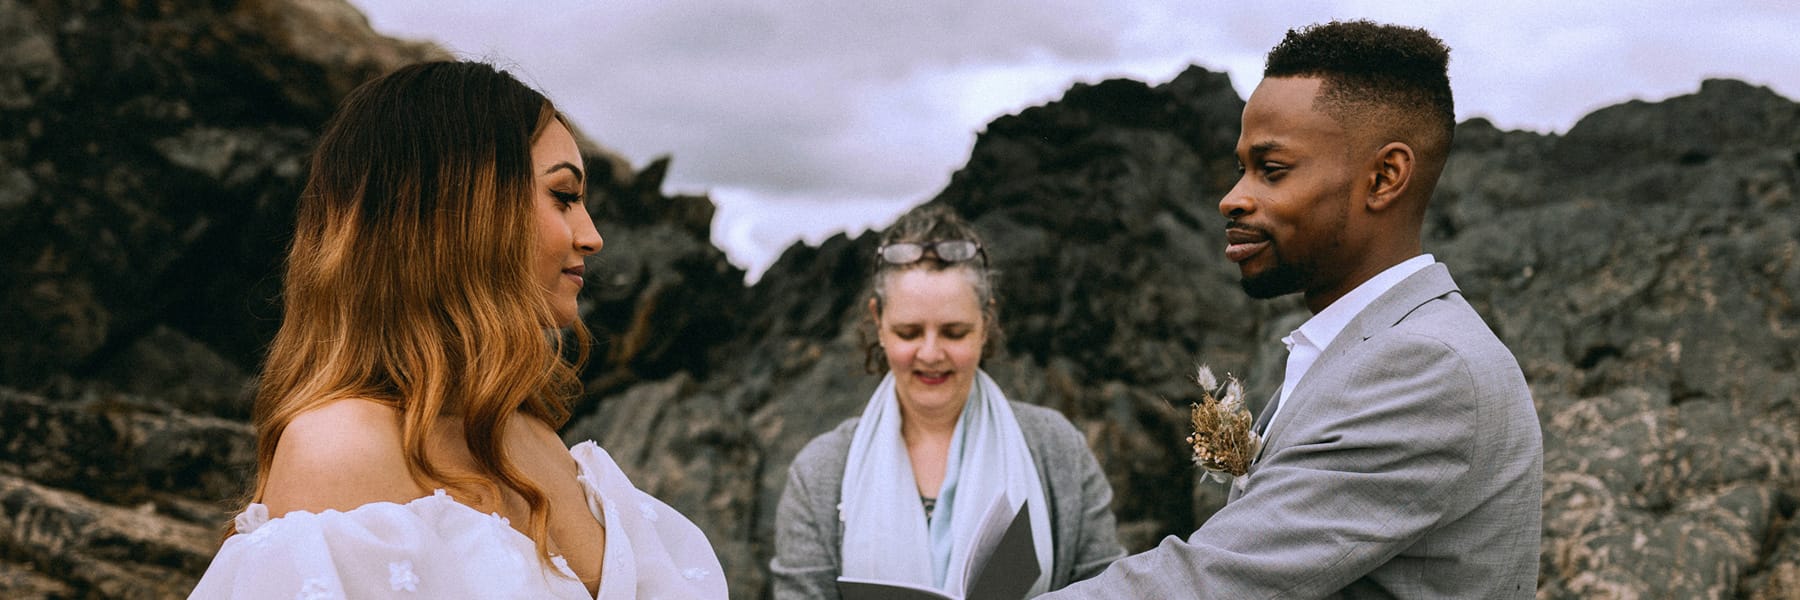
530,120,602,327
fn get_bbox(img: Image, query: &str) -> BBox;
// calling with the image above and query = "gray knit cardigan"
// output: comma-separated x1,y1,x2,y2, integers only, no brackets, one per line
769,401,1126,599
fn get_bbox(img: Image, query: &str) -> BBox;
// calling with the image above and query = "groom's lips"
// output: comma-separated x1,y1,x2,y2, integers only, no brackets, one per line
1224,226,1270,263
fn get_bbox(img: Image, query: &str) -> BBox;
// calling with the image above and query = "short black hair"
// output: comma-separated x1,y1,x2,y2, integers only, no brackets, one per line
1264,20,1455,152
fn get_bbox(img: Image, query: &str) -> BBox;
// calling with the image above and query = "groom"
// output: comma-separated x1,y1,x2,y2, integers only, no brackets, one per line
1046,21,1542,599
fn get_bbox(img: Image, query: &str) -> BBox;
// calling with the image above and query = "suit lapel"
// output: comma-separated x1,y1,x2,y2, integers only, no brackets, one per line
1256,264,1461,456
1251,388,1280,435
1245,388,1281,465
1334,263,1459,348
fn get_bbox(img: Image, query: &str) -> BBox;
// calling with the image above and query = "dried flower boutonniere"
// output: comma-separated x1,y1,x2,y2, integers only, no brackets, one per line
1186,364,1261,483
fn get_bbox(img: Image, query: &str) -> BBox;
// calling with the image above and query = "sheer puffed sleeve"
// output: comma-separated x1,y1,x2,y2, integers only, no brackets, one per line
191,442,726,599
570,441,727,600
189,490,594,599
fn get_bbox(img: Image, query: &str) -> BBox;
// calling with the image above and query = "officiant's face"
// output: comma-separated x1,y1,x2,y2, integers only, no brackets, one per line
874,267,987,416
1220,76,1358,303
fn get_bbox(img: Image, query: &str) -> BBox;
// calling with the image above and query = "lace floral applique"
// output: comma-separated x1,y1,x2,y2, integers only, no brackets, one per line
388,560,419,592
681,567,709,581
604,498,621,519
235,504,270,534
549,555,575,578
237,505,277,548
295,578,334,600
638,500,659,522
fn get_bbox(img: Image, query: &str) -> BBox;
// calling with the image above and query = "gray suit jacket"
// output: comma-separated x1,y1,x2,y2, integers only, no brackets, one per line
1045,263,1543,599
769,402,1127,599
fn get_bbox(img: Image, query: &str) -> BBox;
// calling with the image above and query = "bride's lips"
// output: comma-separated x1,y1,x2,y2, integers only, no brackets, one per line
914,370,951,385
1224,226,1270,264
562,264,585,286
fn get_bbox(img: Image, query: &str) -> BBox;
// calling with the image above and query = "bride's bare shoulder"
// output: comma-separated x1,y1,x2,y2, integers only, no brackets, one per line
260,398,425,517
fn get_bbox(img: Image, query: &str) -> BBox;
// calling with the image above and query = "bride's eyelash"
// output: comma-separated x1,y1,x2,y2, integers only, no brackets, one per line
551,190,583,206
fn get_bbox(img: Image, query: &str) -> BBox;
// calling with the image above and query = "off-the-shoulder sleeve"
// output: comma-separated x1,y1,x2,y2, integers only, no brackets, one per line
189,491,593,600
570,441,728,600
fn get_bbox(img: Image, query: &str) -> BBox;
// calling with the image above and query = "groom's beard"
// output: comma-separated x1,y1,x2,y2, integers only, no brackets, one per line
1240,259,1307,299
1238,238,1312,300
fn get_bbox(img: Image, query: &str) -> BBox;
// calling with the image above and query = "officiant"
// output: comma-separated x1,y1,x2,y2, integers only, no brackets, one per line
769,204,1124,599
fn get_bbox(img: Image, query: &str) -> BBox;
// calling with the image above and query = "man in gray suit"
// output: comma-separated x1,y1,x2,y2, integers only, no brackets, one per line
1044,21,1543,599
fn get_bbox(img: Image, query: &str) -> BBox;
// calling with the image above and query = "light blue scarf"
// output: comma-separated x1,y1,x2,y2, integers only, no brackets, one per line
927,403,970,583
839,370,1053,596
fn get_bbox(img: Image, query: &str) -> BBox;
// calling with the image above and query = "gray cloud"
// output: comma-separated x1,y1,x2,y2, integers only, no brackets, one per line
349,1,1800,278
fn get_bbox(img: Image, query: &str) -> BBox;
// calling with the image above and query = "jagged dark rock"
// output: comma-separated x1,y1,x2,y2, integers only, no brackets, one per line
0,0,445,393
2,1,1798,598
0,388,254,517
587,69,1800,599
0,472,216,599
0,0,746,597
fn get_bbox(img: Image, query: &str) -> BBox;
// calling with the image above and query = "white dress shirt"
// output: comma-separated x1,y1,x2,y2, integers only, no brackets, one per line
1268,254,1437,429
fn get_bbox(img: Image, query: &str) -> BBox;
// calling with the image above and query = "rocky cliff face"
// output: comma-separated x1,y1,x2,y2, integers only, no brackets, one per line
574,71,1800,599
2,1,1797,599
0,0,745,596
1441,81,1800,598
0,0,436,595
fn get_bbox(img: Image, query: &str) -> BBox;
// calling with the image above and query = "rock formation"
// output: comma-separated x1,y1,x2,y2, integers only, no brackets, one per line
2,0,1796,598
571,72,1800,598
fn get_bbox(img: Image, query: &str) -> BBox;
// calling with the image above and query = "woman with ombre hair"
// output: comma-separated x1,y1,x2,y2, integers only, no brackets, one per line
190,61,724,599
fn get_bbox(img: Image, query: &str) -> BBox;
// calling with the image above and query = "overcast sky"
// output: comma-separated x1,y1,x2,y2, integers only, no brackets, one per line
347,1,1799,281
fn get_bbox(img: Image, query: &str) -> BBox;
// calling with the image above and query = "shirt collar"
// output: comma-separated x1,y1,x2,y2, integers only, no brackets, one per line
1291,254,1436,353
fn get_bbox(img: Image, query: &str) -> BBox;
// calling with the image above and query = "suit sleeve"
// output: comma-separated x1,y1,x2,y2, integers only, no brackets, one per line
769,447,843,600
1045,332,1480,599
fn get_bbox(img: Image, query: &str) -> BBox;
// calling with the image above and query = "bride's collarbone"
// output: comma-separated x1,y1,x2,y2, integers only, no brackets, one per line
469,480,607,595
268,402,608,588
428,422,603,522
428,424,607,590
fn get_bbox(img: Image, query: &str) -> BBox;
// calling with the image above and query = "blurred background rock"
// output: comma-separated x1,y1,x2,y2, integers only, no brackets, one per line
1,1,1796,598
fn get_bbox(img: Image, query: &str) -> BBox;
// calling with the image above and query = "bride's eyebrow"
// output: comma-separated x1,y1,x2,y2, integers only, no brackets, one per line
543,161,584,183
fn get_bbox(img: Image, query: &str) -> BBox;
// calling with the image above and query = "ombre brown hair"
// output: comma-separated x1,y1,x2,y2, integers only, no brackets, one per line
247,61,587,566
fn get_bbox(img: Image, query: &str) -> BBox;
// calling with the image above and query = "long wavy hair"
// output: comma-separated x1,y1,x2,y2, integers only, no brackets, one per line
246,61,588,565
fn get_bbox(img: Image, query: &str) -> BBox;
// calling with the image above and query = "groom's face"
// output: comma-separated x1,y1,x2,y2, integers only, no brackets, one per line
1219,76,1360,305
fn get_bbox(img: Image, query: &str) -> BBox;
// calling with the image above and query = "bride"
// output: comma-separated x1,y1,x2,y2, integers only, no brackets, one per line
190,61,725,599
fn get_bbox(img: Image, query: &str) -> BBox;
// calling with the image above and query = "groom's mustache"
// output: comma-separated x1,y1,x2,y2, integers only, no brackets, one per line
1224,222,1271,243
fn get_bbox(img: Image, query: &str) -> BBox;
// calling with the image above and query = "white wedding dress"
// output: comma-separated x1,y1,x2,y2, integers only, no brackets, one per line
189,441,726,599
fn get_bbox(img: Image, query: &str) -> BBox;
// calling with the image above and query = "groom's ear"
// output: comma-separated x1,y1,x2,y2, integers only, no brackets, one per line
1366,141,1415,213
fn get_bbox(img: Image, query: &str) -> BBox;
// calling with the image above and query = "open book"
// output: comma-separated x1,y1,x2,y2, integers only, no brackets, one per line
837,497,1041,600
